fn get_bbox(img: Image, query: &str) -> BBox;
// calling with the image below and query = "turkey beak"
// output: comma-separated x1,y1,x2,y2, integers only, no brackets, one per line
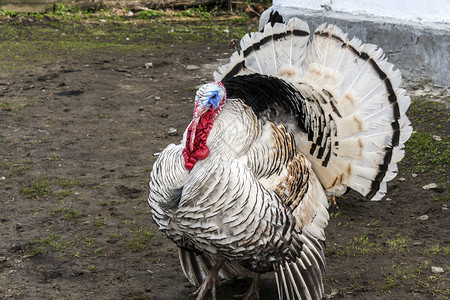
189,105,208,151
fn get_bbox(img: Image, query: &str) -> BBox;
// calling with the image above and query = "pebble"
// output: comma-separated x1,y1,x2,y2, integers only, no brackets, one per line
432,135,442,141
167,128,177,136
154,96,160,100
145,62,153,69
186,65,199,70
411,173,418,178
442,204,447,210
385,198,392,201
431,266,444,273
423,183,438,190
0,176,5,180
398,177,406,182
417,215,429,221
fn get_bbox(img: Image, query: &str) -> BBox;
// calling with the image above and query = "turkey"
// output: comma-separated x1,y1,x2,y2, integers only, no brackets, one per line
148,17,412,300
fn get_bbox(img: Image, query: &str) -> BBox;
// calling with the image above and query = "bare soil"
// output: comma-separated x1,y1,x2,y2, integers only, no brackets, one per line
0,13,448,300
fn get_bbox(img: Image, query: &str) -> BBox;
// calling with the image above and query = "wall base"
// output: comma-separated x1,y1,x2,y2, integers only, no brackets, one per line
260,6,450,89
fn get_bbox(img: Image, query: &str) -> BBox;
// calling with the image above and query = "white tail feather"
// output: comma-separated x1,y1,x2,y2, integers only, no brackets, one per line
216,18,411,201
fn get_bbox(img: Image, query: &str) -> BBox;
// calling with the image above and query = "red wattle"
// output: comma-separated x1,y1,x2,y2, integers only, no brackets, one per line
183,109,217,170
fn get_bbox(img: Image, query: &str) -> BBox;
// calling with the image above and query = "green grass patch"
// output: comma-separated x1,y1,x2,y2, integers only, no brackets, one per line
327,233,383,258
94,217,106,229
401,98,449,183
58,177,82,188
51,206,83,223
25,232,99,259
124,221,154,252
0,101,30,113
424,244,450,255
33,232,74,251
20,177,52,198
136,10,164,19
0,135,11,144
23,247,44,258
404,132,449,175
7,159,33,175
408,98,449,130
387,237,410,253
56,189,72,200
0,9,257,72
0,9,17,18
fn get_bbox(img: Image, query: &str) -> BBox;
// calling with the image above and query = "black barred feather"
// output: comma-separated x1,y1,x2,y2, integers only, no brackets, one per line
266,10,284,29
223,74,309,133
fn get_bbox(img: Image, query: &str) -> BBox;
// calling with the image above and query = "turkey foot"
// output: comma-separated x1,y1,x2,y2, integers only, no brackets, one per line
234,273,261,300
189,257,226,300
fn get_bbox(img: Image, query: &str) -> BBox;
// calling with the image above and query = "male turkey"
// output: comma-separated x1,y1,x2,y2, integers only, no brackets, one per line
148,18,411,300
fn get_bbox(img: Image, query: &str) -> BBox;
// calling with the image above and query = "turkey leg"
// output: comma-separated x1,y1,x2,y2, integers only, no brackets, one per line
234,273,261,300
189,257,226,300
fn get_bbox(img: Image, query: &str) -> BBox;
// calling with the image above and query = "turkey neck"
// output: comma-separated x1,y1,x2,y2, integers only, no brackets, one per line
182,108,219,170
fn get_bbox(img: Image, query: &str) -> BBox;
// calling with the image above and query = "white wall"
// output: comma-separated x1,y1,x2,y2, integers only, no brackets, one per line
275,0,450,23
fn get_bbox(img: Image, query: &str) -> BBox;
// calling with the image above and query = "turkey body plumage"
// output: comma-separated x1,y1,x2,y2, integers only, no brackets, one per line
148,17,411,300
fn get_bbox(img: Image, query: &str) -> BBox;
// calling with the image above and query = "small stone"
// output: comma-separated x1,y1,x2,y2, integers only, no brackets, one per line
186,65,199,70
0,176,5,180
398,177,406,182
417,215,429,221
223,29,230,34
423,183,438,190
431,266,444,273
442,204,447,210
145,62,153,69
385,198,392,201
432,135,442,141
138,107,144,111
160,113,168,118
124,73,132,78
155,96,160,100
412,173,418,178
167,128,177,136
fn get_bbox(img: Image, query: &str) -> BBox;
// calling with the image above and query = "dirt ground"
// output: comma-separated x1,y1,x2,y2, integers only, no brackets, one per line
0,11,448,300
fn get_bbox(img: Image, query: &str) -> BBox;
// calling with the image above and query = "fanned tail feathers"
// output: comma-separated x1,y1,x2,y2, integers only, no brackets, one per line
216,19,412,201
299,24,412,200
214,18,310,81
